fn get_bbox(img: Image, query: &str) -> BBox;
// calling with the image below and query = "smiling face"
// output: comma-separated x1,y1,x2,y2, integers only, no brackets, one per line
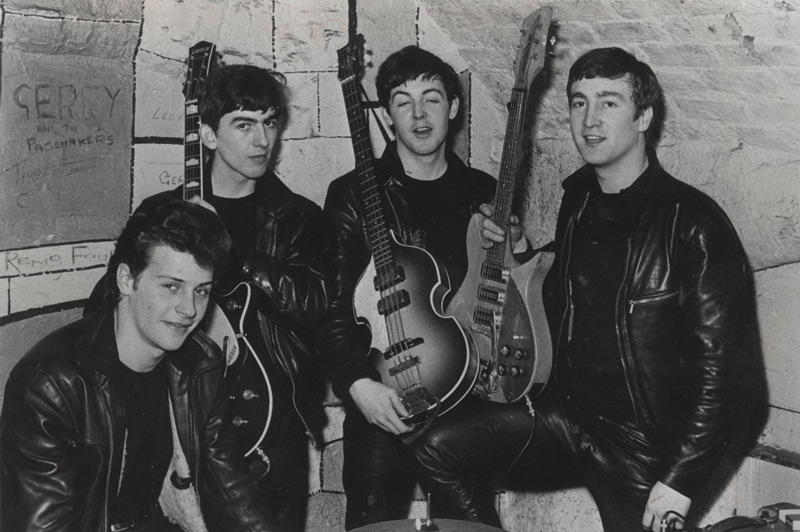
382,75,459,161
568,74,652,181
201,108,280,190
115,244,213,372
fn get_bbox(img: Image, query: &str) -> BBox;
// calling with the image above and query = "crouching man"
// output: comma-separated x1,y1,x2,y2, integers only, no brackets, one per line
0,199,278,532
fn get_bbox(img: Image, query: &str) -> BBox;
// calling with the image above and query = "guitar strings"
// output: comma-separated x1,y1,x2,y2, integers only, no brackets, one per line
343,79,424,404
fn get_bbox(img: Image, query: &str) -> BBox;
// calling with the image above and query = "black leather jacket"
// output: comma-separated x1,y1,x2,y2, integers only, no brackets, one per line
87,170,329,439
0,301,275,532
319,145,496,401
544,149,763,498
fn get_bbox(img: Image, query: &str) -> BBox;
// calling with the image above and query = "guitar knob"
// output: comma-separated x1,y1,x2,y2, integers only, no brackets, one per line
226,300,242,311
500,345,510,357
232,416,248,427
513,348,526,360
242,389,259,400
497,364,507,376
510,366,526,377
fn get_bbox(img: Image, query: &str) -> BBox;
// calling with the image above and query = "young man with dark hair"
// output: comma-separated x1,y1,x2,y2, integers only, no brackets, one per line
320,45,531,530
412,47,763,532
0,199,279,532
85,64,328,531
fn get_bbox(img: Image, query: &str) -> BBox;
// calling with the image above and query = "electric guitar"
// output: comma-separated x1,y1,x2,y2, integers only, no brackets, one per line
446,7,555,403
336,35,478,424
182,41,277,463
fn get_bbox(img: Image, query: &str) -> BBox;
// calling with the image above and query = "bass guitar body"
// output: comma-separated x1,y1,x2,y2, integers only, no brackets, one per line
354,231,478,424
447,214,554,403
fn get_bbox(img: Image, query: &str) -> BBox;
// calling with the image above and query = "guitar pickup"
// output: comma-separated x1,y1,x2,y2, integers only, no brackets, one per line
377,289,410,315
477,286,505,304
473,307,493,327
374,266,405,291
480,263,508,284
383,337,424,359
388,355,420,377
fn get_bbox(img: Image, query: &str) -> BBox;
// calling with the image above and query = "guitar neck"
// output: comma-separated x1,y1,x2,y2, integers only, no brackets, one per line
340,75,394,269
184,99,204,201
486,87,528,268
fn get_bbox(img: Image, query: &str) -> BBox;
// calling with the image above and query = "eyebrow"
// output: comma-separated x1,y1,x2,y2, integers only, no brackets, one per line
155,274,213,287
391,88,445,101
229,110,279,123
569,90,626,100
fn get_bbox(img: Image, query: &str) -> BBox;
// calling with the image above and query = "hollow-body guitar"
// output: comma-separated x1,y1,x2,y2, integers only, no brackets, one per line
183,41,277,463
336,36,478,423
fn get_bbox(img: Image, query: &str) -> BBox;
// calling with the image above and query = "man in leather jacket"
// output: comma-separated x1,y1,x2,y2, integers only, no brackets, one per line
320,46,531,530
0,199,277,532
86,65,329,531
412,47,763,531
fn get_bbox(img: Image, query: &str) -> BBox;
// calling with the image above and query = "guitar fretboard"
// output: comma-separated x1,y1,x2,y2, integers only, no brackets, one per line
339,75,396,279
184,100,203,200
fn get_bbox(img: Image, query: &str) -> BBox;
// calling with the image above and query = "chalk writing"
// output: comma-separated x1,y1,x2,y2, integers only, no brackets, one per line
26,134,115,154
13,83,123,120
151,106,183,121
159,170,183,186
1,242,114,278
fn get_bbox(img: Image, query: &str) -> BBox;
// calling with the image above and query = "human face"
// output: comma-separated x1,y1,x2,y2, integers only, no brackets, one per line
568,75,652,179
382,76,458,160
201,108,280,185
116,245,213,371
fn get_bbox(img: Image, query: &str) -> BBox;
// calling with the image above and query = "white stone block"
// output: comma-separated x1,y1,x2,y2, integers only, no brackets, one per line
135,51,186,139
140,0,273,67
10,268,105,314
133,144,184,210
274,137,354,207
754,263,800,413
0,279,9,319
284,72,319,140
274,0,348,72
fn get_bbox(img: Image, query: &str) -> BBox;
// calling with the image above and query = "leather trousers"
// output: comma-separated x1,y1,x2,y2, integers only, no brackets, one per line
412,390,670,532
342,410,419,530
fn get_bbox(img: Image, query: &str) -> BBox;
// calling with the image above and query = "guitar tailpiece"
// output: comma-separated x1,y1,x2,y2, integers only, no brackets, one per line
256,448,271,473
524,395,536,419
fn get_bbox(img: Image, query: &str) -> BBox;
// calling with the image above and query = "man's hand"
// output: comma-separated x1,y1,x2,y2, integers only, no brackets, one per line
642,481,692,531
188,195,218,215
478,203,529,257
349,378,414,435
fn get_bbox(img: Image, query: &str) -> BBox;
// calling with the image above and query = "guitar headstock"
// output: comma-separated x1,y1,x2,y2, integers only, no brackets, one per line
183,41,218,101
337,34,368,82
513,6,555,91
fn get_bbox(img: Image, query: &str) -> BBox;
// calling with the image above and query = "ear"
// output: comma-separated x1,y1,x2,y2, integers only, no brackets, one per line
380,106,393,128
448,96,460,120
117,263,136,297
637,106,653,133
200,123,218,150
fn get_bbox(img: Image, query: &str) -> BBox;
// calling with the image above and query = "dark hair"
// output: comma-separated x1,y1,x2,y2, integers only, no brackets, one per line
376,46,461,110
199,64,287,131
567,47,664,144
105,198,231,299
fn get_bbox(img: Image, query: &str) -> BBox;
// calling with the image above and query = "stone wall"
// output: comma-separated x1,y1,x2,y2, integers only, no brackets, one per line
1,1,799,531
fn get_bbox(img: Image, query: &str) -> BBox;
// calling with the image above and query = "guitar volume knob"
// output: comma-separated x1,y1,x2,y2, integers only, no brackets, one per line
513,348,526,360
242,389,259,400
226,300,242,311
232,416,248,427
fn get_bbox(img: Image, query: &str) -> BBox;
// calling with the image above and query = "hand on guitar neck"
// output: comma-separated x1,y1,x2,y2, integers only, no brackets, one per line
477,203,530,266
350,378,415,435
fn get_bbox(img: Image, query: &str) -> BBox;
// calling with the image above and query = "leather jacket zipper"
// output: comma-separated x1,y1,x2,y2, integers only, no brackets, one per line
615,237,642,422
628,290,680,314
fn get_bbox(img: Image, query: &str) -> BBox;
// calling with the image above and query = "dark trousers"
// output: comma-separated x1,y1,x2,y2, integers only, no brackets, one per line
342,410,418,530
413,391,678,532
252,412,311,532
